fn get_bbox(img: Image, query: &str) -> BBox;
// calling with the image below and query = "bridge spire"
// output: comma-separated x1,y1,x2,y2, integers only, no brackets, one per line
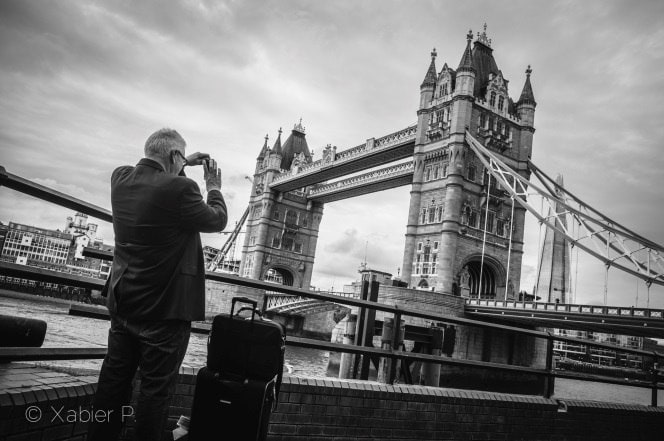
420,48,438,89
271,127,283,156
256,133,270,160
457,30,475,72
517,65,536,106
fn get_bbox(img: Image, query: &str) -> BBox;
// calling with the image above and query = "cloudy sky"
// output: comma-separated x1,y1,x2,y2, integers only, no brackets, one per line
1,0,663,307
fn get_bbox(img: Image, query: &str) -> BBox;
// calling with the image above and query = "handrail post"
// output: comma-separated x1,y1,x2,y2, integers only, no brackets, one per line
352,280,370,378
377,317,394,383
388,310,403,384
544,333,555,398
359,281,379,380
651,352,660,407
422,324,444,386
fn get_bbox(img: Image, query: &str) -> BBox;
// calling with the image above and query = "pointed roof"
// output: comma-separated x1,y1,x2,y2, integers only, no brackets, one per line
271,128,283,155
457,30,475,72
517,65,537,107
470,26,499,97
420,48,438,89
256,134,269,160
280,120,311,170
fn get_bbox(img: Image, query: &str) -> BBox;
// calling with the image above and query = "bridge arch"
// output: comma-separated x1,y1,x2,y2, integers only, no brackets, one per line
262,266,296,286
458,254,506,299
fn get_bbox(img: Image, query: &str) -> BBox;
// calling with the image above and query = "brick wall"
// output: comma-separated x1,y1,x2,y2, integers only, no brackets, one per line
3,365,664,441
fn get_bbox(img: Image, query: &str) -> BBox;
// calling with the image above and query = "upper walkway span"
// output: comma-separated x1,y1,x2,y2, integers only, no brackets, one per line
269,124,416,193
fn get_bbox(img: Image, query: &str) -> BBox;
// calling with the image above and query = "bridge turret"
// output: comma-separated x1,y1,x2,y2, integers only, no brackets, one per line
265,128,283,171
419,48,437,109
454,30,476,97
256,134,269,161
516,65,537,127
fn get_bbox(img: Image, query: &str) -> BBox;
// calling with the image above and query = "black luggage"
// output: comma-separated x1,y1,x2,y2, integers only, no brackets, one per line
188,297,285,441
207,297,285,382
188,367,274,440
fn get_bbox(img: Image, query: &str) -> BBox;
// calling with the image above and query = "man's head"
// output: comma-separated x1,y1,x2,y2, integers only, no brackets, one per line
144,128,187,175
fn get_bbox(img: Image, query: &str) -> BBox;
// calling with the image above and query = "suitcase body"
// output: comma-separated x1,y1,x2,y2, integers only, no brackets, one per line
207,297,285,381
188,367,273,440
189,297,285,441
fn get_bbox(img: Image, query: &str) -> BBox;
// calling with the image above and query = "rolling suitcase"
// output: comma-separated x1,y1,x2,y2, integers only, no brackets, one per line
188,367,274,440
188,297,285,441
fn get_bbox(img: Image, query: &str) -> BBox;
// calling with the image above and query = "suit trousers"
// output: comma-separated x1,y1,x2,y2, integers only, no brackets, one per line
86,315,191,441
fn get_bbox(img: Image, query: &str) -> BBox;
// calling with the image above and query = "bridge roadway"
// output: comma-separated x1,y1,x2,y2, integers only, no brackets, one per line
464,299,664,338
266,291,664,338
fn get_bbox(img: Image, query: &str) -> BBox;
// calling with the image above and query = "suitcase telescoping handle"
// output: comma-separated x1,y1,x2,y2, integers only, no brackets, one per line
230,297,257,322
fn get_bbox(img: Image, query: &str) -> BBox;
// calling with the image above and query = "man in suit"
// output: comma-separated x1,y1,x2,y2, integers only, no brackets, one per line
87,128,227,441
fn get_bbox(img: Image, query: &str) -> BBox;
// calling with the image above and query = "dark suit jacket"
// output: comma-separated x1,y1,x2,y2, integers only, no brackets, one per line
107,158,227,322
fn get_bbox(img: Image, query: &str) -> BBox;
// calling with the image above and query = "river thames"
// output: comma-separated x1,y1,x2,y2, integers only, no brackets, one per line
1,294,662,407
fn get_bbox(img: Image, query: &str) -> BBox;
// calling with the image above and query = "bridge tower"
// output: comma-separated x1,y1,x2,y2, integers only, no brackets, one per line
534,174,571,303
401,26,537,299
239,122,324,288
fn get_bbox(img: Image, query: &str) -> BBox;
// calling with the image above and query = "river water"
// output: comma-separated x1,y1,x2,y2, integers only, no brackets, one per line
1,294,662,406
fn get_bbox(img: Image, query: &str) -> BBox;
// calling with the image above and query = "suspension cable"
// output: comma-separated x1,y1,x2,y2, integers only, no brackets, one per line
504,196,515,300
478,172,491,299
604,232,610,306
635,278,639,307
574,218,580,304
534,195,545,302
647,251,651,308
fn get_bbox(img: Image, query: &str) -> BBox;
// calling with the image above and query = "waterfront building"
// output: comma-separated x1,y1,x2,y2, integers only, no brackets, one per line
0,216,112,297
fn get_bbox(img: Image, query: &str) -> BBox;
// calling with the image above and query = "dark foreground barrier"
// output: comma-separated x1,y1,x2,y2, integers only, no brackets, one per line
0,314,47,348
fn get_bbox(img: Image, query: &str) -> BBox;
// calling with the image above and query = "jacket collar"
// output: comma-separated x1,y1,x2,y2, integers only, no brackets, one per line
137,158,165,172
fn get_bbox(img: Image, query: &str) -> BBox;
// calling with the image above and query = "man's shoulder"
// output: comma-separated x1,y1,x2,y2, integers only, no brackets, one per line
111,165,135,182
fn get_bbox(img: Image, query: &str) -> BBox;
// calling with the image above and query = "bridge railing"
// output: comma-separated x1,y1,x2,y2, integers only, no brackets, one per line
1,165,663,406
467,299,664,319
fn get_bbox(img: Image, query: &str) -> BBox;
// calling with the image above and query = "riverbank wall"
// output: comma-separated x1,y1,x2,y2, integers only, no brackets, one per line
3,364,663,441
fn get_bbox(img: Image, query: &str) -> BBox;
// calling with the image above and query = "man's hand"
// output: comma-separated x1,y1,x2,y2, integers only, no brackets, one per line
203,158,222,192
185,152,211,167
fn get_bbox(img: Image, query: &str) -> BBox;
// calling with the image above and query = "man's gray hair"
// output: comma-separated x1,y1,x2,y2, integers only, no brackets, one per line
144,128,186,158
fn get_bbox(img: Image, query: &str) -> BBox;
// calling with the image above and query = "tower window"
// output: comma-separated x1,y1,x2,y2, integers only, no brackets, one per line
435,205,444,222
468,164,476,182
498,95,504,111
417,242,423,251
273,210,280,221
496,219,505,237
420,208,427,224
428,207,436,223
424,166,431,182
479,113,486,130
469,210,478,227
442,163,448,177
272,234,281,248
490,91,496,107
433,165,439,180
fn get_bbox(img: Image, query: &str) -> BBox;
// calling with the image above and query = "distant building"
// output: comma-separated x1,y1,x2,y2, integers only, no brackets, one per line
553,329,646,369
203,245,240,274
343,267,407,294
0,215,113,299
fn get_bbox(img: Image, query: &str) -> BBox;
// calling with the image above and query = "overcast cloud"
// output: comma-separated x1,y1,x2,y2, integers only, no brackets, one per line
1,0,663,307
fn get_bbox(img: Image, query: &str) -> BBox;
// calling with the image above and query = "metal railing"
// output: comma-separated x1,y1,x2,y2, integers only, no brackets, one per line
467,299,664,319
1,166,663,406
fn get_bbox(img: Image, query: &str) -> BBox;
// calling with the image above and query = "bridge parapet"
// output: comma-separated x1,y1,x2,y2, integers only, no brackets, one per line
466,299,664,319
